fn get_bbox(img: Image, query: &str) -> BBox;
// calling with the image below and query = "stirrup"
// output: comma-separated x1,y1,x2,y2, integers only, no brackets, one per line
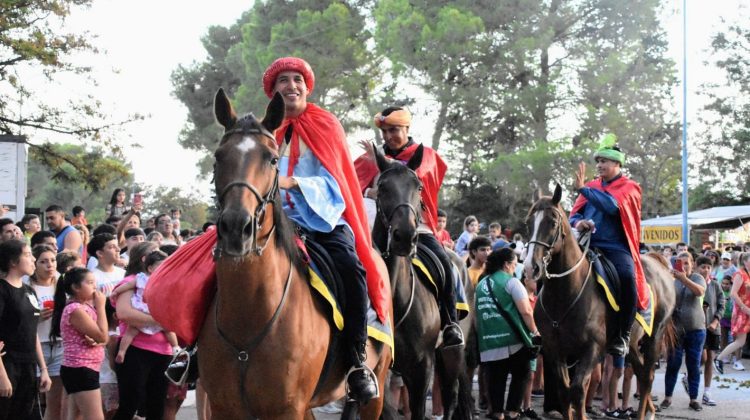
441,322,465,348
344,364,379,403
165,347,196,386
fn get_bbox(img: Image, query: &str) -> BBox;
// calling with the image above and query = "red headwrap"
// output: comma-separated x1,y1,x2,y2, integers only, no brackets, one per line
262,57,315,99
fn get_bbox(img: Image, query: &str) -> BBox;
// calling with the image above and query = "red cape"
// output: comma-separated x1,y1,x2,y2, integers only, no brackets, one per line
354,143,447,235
570,176,648,310
276,104,389,322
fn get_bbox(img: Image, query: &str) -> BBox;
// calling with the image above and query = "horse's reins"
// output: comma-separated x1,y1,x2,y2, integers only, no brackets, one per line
375,165,421,329
375,165,422,259
214,125,280,258
530,207,593,328
394,267,417,330
527,207,591,278
213,123,294,416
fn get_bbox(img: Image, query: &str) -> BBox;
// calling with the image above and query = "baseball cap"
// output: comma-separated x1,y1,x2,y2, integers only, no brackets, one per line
721,252,732,260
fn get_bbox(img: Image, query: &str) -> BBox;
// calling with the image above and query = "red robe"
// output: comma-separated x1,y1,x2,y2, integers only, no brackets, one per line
570,176,648,310
354,143,447,235
276,104,389,322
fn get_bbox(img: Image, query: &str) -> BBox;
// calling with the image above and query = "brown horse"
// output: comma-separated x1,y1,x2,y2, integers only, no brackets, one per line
198,89,392,419
524,184,675,420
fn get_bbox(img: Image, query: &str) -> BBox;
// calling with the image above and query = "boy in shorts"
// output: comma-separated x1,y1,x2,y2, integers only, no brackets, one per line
696,256,725,406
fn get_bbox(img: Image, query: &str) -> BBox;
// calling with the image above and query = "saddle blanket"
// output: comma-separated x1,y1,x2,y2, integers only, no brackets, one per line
411,255,470,318
144,227,393,349
307,260,394,350
591,253,655,336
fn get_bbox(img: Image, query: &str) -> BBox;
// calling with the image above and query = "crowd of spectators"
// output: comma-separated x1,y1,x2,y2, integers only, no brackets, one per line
0,189,212,420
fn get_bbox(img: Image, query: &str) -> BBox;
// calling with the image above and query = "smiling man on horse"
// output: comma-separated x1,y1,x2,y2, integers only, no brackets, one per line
354,107,464,348
261,56,380,402
569,134,648,359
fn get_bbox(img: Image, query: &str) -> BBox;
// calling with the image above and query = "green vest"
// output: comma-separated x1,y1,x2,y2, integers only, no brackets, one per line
475,271,532,353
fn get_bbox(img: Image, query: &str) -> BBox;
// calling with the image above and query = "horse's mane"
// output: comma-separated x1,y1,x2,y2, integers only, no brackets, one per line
644,252,670,269
271,194,306,272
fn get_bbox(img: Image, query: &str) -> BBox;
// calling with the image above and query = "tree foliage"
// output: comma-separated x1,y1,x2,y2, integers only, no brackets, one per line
25,143,210,228
172,0,378,178
26,143,133,223
174,0,683,234
137,186,210,230
377,0,681,231
697,20,750,197
0,0,141,188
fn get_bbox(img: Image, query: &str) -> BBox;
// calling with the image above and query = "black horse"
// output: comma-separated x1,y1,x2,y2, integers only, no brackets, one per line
370,144,464,419
525,184,675,420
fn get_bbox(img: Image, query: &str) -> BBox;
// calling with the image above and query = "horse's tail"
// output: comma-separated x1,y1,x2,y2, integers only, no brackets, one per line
645,252,670,269
659,316,678,356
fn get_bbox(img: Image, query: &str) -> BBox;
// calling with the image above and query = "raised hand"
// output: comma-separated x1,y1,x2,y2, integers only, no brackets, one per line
575,162,587,190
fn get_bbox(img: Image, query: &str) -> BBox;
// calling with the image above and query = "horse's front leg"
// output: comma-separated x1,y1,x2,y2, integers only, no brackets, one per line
568,348,598,420
552,359,573,420
403,357,433,420
437,344,463,419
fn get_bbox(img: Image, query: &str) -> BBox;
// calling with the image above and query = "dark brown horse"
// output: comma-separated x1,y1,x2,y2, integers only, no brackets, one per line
524,184,675,420
370,145,464,419
198,89,392,419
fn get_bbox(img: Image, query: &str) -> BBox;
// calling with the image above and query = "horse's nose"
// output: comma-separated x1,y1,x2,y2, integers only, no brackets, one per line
392,228,416,245
218,209,253,254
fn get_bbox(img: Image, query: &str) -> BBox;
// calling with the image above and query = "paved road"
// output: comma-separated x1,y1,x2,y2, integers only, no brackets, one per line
176,363,750,419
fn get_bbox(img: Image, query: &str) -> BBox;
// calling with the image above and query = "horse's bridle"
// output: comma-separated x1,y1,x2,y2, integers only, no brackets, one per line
529,205,593,329
214,126,280,258
375,166,423,259
212,124,295,414
527,206,589,279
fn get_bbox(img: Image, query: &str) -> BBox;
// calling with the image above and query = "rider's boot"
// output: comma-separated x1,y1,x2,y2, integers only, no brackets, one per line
442,321,464,348
345,341,378,403
608,315,633,357
607,331,630,357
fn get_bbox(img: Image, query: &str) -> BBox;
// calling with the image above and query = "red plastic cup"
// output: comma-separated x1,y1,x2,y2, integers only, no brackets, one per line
43,300,54,310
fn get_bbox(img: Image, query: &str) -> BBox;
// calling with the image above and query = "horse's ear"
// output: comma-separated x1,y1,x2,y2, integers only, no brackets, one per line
261,92,285,132
214,88,237,130
552,183,562,205
406,144,424,171
374,142,389,173
533,188,543,203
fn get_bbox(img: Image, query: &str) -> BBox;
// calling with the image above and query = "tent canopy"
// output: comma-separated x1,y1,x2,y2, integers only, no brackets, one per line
641,205,750,230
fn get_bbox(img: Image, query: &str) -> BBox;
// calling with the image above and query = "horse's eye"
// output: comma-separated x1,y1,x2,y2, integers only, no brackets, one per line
270,157,279,166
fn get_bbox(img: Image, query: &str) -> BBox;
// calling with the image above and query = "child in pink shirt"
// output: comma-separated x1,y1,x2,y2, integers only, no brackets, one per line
50,267,109,420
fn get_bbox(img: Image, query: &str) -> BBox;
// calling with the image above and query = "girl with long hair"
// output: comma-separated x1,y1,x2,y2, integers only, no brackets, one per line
105,189,130,218
0,240,52,419
50,267,108,420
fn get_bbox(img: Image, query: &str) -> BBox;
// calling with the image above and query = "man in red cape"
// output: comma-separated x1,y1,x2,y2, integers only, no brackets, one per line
569,134,647,359
353,106,464,347
262,57,382,402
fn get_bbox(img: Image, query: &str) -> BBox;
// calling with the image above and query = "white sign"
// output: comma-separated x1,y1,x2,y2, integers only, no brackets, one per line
0,136,27,221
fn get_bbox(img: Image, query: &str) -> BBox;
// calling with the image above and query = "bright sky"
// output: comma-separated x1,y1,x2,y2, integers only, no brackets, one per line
60,0,746,201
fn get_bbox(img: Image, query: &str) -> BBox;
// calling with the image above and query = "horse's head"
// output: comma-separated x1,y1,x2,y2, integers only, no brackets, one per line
374,144,424,257
213,88,286,257
524,183,570,281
